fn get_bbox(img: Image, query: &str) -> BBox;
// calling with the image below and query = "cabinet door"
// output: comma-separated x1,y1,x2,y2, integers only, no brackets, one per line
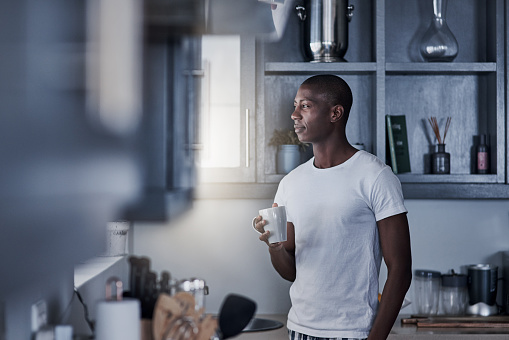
125,36,201,220
197,35,256,183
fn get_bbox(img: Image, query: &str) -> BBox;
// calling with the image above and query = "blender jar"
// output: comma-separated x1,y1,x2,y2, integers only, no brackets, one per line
441,273,468,315
414,269,441,315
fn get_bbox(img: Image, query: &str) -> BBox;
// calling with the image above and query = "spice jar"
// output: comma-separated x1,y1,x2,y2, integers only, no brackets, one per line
414,269,441,315
441,273,468,315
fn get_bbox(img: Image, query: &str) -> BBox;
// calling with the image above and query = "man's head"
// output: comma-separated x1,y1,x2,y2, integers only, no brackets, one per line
292,75,353,144
301,75,353,118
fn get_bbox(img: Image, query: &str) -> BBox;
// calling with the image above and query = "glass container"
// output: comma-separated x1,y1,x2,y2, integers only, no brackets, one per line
420,0,458,62
414,269,441,315
432,144,450,174
441,273,468,315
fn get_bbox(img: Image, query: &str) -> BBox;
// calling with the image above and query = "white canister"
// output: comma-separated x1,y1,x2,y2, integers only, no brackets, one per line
103,221,130,256
95,277,140,340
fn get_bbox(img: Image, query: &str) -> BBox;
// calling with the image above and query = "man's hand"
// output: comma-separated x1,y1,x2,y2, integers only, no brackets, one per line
253,203,283,249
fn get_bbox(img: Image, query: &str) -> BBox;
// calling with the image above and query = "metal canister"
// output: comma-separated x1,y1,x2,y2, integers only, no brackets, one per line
466,264,498,316
296,0,354,62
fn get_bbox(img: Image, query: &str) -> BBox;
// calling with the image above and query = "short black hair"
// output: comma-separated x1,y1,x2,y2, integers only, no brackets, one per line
301,75,353,116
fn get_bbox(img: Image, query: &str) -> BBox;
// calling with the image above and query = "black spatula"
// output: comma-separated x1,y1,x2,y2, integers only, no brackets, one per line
218,294,257,339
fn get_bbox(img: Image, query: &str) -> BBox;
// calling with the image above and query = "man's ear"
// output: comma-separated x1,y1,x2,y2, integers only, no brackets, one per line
331,105,344,123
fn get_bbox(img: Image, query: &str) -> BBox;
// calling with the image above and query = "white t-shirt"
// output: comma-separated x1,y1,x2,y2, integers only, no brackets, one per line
274,150,407,339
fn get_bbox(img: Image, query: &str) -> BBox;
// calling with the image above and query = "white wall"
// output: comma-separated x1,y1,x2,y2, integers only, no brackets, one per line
133,198,509,315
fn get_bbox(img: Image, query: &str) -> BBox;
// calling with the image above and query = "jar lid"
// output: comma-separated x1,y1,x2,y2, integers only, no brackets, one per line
414,269,441,279
467,264,498,271
442,274,467,287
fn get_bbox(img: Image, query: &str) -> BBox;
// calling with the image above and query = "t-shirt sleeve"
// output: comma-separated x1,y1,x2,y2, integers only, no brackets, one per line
370,167,407,221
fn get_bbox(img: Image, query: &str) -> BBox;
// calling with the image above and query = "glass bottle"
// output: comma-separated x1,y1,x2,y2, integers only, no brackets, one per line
432,144,450,174
420,0,458,62
476,134,489,174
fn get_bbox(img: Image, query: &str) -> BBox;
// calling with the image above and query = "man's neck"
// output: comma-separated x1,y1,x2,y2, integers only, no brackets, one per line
312,141,358,169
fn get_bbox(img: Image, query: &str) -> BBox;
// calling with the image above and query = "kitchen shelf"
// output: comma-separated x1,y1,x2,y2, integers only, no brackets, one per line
385,62,497,74
265,62,377,75
396,173,499,184
253,0,508,199
263,173,499,186
266,62,497,75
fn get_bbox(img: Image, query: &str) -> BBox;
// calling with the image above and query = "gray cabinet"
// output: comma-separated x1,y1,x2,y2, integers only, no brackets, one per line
255,0,509,199
125,36,202,220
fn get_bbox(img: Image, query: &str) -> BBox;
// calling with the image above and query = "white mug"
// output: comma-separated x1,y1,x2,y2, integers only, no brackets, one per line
253,206,287,243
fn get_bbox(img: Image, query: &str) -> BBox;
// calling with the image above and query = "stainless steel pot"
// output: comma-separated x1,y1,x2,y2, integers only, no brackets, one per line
296,0,354,62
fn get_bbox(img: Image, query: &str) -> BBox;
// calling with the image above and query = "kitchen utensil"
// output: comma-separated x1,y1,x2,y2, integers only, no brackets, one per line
466,264,499,316
413,269,441,315
218,294,257,339
178,278,208,311
160,271,171,294
242,317,284,332
143,271,158,319
95,277,140,340
296,0,354,62
441,272,468,315
128,256,150,298
152,293,218,340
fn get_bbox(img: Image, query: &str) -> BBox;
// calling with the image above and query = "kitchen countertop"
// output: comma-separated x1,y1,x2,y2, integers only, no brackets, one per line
234,314,509,340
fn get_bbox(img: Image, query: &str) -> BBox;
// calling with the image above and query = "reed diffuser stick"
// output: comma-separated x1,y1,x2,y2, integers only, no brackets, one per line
428,116,451,144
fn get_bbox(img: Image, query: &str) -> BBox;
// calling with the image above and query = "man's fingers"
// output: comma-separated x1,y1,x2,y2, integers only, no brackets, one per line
259,230,271,245
255,219,266,233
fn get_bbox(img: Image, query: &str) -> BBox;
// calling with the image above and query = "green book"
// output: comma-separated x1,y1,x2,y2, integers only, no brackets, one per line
386,115,411,174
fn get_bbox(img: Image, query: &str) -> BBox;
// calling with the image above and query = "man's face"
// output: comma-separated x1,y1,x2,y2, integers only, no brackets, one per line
291,84,333,144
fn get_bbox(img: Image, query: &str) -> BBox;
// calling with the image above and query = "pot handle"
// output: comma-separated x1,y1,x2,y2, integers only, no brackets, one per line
295,5,306,21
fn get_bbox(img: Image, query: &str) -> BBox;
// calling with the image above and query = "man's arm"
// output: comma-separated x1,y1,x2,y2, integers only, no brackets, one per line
268,222,296,281
368,213,412,340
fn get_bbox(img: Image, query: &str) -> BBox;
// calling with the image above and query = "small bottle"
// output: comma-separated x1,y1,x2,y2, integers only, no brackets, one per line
477,134,489,174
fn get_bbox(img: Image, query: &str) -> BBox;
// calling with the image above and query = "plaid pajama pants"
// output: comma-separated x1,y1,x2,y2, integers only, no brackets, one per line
288,329,367,340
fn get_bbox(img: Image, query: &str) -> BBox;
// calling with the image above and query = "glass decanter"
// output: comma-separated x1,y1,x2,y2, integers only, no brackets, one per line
420,0,458,62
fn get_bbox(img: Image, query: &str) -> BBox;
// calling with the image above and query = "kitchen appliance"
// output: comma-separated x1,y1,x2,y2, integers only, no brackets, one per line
441,273,468,315
466,264,498,316
413,269,441,315
296,0,354,62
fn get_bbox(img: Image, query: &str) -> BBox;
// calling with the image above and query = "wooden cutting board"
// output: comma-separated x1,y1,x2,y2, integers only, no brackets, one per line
402,315,509,328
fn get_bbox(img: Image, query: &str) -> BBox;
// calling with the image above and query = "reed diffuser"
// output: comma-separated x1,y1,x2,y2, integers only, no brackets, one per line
428,116,451,174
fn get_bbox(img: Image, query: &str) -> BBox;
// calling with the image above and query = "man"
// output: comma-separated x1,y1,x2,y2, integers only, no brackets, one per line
253,75,412,340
